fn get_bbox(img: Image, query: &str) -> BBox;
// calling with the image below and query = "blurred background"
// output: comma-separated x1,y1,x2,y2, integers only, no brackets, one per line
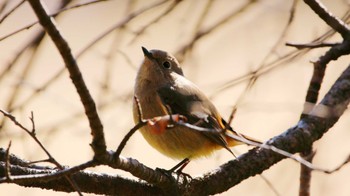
0,0,350,195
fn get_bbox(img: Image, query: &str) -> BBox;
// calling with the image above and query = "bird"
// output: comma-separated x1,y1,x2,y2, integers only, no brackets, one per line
133,47,260,173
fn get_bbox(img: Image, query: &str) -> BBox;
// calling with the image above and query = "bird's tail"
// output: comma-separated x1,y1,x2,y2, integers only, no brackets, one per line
221,119,262,147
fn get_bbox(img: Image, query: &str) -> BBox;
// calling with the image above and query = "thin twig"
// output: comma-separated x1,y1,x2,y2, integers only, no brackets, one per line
259,0,299,68
175,0,258,61
322,154,350,174
114,121,147,160
114,97,146,159
27,158,52,165
0,0,25,24
191,0,214,35
259,174,281,196
286,42,339,49
0,0,109,42
129,0,182,44
210,49,303,98
76,0,169,57
0,28,45,82
0,47,37,130
5,141,12,180
227,0,299,126
56,0,109,14
0,109,83,195
0,160,97,183
212,6,350,99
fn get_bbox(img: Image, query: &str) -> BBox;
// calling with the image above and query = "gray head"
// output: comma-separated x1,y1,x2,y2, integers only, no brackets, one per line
141,47,184,76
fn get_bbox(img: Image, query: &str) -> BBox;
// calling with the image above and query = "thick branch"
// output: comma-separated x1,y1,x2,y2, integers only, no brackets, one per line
304,0,350,38
185,64,350,195
0,160,160,195
26,0,107,158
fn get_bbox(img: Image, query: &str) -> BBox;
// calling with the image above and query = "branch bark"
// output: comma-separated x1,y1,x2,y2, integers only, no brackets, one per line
184,63,350,195
304,0,350,39
0,157,161,195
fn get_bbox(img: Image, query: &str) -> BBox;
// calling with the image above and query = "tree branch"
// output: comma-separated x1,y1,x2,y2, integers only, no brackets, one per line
27,0,107,159
304,0,350,39
0,158,161,195
185,63,350,195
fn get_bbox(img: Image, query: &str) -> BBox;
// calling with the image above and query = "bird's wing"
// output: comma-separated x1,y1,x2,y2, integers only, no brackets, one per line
156,78,233,154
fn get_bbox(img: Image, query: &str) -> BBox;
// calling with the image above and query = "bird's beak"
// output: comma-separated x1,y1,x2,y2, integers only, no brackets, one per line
142,46,153,59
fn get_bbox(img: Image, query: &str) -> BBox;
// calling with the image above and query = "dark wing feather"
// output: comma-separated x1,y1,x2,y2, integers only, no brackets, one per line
157,85,233,153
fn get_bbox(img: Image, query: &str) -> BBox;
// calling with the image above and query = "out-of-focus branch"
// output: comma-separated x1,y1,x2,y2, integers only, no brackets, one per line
26,0,107,159
0,0,108,41
129,0,182,44
216,7,350,100
0,0,25,24
175,0,258,61
0,0,71,129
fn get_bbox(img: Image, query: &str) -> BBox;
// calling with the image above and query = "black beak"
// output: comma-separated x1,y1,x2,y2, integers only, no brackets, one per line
141,46,153,59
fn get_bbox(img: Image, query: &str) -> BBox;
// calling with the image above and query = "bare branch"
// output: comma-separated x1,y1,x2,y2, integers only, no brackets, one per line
297,20,333,194
4,141,12,180
27,0,107,159
299,151,315,196
129,0,183,44
0,155,160,195
0,159,97,184
259,174,281,196
114,121,147,160
304,0,350,38
259,0,299,67
213,7,350,99
286,42,339,49
0,109,83,195
0,0,25,24
0,0,109,42
175,0,258,61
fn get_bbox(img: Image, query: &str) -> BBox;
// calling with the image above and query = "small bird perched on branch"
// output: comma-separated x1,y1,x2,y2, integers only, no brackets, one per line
133,47,260,173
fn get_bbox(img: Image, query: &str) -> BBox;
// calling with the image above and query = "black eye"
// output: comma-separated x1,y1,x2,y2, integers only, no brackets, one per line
162,61,171,69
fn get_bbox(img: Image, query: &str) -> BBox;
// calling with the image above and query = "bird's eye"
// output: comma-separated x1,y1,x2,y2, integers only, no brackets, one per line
162,61,171,69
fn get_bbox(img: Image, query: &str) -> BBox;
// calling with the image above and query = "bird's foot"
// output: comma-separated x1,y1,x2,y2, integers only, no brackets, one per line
156,167,192,184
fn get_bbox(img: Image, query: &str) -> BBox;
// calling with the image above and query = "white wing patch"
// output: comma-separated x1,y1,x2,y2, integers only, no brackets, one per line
190,102,210,123
172,73,199,89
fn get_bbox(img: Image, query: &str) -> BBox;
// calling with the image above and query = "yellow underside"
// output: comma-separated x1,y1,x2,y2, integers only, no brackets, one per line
140,124,230,160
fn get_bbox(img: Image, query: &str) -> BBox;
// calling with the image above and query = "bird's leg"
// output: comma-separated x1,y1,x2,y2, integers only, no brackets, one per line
156,158,192,183
169,158,190,172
